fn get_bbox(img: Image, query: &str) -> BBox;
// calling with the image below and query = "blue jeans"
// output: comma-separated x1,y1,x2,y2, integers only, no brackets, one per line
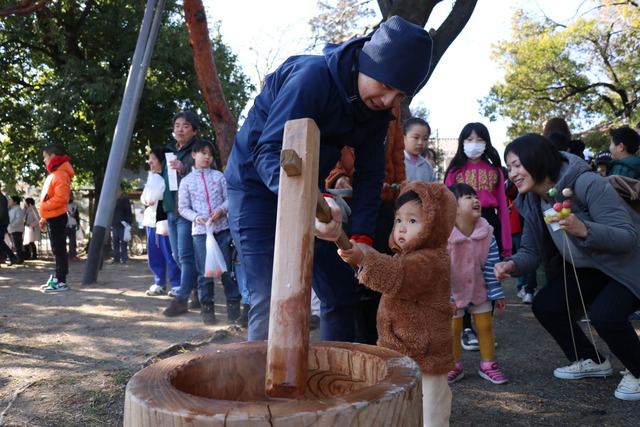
146,226,181,288
233,248,250,305
167,212,198,303
228,186,356,341
193,229,240,304
111,224,128,262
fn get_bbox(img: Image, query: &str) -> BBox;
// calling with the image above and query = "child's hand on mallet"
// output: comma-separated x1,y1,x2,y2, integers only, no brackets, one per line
337,239,365,267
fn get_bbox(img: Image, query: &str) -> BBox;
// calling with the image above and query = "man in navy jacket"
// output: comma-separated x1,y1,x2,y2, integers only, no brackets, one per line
225,16,433,341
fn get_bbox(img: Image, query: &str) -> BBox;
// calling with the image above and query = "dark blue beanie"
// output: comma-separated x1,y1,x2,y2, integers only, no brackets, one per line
358,16,433,97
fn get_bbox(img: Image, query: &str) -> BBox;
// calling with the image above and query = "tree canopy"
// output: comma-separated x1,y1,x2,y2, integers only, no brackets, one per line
0,0,252,192
480,0,640,146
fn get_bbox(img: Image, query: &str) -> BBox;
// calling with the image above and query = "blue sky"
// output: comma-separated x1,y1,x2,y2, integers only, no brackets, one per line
203,0,589,147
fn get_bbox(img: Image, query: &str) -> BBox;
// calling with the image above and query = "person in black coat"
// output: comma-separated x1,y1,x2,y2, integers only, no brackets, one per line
112,188,133,264
0,189,20,266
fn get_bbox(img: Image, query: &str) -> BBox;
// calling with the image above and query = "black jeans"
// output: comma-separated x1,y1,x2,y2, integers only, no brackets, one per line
66,225,77,258
11,231,24,261
532,265,640,377
24,242,37,259
47,214,68,282
481,207,502,256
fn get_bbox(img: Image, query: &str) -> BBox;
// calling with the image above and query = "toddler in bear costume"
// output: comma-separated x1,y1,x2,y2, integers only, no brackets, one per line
339,181,457,427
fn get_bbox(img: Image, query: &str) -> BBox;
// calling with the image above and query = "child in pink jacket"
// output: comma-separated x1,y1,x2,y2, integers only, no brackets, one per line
447,183,508,385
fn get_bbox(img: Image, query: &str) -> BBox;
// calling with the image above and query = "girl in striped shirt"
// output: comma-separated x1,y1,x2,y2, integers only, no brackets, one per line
446,183,508,385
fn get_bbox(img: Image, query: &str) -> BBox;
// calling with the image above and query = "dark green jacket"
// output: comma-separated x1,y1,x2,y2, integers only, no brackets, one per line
162,137,198,214
607,155,640,180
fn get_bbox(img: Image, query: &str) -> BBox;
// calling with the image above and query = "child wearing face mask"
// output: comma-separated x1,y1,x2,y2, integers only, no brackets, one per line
403,117,437,182
444,123,511,258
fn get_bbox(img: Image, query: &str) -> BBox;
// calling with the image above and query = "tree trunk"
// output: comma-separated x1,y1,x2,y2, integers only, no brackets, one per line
183,0,237,167
378,0,478,84
0,0,54,17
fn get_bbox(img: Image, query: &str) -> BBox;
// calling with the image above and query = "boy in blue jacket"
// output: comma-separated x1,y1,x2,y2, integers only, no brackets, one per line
225,16,433,341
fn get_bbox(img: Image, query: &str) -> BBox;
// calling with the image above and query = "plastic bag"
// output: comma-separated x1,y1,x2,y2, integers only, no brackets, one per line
123,223,132,242
24,226,35,244
156,219,169,236
205,222,227,278
76,227,85,240
141,171,165,205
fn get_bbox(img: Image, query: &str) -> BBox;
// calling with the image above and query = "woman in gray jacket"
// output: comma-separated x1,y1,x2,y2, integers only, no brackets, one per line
495,133,640,402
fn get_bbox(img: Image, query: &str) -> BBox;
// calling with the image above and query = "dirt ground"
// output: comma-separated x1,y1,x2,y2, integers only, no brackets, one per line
0,255,638,426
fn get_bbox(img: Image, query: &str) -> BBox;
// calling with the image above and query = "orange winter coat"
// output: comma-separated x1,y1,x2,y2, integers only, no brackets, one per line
357,181,457,375
325,105,406,202
40,160,74,220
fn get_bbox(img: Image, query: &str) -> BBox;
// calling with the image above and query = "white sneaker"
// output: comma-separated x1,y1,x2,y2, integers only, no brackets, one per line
42,279,69,293
517,289,526,299
40,275,56,290
523,293,534,304
146,284,166,296
168,287,181,297
554,358,613,380
614,370,640,401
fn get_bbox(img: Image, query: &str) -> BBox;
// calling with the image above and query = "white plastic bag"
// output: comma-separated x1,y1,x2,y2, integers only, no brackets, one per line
141,171,165,205
123,222,132,242
205,222,227,278
156,219,169,236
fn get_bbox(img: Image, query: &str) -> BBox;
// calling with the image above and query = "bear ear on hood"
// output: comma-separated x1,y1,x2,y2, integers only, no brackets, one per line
388,181,457,253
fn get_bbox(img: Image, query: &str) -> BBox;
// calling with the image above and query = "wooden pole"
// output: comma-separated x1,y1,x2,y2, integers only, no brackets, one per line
82,0,165,285
265,119,320,399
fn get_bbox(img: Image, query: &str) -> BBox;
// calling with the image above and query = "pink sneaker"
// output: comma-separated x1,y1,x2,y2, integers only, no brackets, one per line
479,361,508,384
448,362,464,384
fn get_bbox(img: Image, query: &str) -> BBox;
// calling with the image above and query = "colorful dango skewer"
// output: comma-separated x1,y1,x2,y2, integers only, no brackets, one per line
544,188,573,224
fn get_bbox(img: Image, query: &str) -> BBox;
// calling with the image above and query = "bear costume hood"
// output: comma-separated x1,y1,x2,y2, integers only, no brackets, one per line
389,181,458,254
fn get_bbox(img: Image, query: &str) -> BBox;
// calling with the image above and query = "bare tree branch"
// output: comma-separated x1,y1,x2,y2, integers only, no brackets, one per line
427,0,478,82
0,0,54,17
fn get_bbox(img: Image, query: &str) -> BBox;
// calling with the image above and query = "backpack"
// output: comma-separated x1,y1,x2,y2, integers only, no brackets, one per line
605,175,640,213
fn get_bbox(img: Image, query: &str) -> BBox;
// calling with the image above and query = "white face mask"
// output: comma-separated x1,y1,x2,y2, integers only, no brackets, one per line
463,142,485,159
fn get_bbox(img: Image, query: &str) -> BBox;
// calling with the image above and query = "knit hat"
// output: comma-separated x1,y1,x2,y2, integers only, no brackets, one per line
358,16,433,97
595,149,612,164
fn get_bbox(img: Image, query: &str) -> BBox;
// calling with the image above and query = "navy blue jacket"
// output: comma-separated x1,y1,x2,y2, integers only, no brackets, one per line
225,37,393,237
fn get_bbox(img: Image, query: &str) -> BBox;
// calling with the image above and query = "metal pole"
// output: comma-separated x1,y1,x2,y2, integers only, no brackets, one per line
83,0,166,284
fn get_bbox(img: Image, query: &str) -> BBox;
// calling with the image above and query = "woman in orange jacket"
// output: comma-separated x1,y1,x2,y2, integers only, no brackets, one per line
39,145,75,293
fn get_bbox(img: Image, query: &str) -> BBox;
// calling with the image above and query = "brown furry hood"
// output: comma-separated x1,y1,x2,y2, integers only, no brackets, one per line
388,181,457,254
